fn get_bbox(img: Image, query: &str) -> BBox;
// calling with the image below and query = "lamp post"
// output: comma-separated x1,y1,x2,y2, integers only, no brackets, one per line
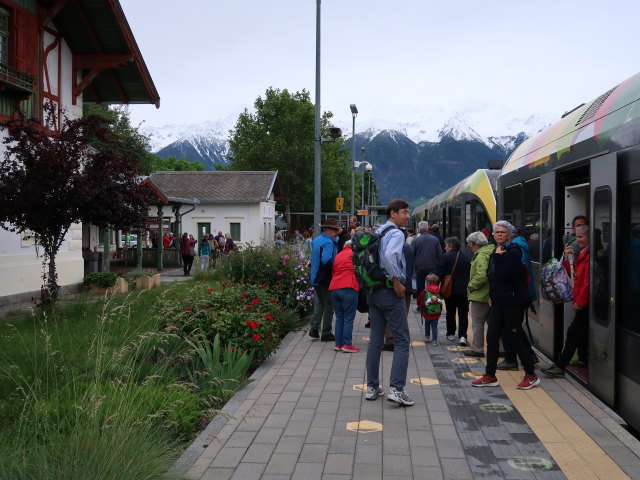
313,0,321,237
349,104,358,217
353,157,373,223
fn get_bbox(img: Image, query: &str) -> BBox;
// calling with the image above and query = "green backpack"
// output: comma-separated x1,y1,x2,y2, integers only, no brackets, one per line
351,226,396,290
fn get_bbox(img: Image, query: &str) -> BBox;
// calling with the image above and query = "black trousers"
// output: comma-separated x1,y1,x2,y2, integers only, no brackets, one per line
445,293,469,338
486,303,534,376
557,308,589,369
182,253,194,273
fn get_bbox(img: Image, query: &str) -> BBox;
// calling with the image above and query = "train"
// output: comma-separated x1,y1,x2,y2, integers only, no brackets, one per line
413,71,640,434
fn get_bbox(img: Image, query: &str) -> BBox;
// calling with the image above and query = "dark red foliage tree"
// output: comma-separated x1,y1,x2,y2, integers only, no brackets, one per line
0,113,154,304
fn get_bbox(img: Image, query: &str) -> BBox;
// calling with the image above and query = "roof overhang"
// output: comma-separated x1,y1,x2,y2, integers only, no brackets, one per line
42,0,160,107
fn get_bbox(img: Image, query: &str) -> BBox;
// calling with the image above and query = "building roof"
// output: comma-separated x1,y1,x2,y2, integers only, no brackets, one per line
45,0,160,107
147,171,278,203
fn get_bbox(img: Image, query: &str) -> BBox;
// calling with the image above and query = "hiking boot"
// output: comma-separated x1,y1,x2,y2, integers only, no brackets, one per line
309,328,319,339
464,350,484,357
541,366,565,378
471,375,499,387
334,344,343,351
321,333,335,342
387,387,415,406
516,374,540,390
365,386,383,401
342,345,360,353
459,336,467,346
496,360,519,371
382,344,394,352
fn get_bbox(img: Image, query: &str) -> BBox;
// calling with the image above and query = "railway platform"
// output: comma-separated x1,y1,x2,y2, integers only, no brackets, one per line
173,307,640,480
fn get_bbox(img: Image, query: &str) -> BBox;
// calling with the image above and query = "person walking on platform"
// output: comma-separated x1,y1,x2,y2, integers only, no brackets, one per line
433,237,471,345
309,218,340,342
413,221,442,300
365,199,415,406
472,220,540,390
329,240,360,352
464,231,495,357
542,225,590,378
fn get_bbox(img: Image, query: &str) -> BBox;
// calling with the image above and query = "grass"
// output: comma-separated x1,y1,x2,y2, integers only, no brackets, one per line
0,280,247,480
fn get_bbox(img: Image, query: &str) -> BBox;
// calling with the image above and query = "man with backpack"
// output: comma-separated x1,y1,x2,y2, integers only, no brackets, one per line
309,218,340,342
364,199,415,406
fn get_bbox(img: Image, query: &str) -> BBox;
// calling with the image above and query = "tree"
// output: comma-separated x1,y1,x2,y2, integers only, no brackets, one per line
0,114,153,304
150,155,205,172
226,87,353,222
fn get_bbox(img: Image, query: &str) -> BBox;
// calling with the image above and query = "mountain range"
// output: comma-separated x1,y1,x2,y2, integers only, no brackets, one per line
142,113,551,206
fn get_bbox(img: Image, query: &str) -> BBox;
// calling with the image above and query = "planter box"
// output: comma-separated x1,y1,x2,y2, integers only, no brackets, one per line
136,276,154,290
112,277,129,295
153,274,161,288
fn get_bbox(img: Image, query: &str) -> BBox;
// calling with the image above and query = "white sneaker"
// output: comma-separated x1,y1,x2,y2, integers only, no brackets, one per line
387,387,415,406
459,337,467,345
365,386,383,401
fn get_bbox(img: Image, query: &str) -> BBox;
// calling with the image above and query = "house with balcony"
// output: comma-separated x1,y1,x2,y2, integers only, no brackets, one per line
0,0,159,305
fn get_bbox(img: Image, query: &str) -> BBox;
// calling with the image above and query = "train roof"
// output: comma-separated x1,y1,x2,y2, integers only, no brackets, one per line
414,169,499,224
503,71,640,175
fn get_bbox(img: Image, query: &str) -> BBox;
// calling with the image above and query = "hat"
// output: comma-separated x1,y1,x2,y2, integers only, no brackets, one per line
320,218,341,230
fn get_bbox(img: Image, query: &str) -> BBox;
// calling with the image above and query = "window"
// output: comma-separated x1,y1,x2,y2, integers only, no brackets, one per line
504,184,523,232
592,188,611,326
0,7,8,66
230,222,241,241
524,179,541,262
541,197,553,263
621,184,640,333
448,204,461,239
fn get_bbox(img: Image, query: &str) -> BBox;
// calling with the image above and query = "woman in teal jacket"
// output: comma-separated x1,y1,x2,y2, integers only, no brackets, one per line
198,235,212,271
464,231,495,357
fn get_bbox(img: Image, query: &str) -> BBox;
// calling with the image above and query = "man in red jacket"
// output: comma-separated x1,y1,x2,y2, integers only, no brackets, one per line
541,224,590,377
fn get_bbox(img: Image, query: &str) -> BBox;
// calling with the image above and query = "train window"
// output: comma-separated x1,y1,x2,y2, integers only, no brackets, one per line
592,188,611,327
620,184,640,334
449,204,462,239
465,202,473,239
541,197,553,263
524,179,541,262
504,185,523,233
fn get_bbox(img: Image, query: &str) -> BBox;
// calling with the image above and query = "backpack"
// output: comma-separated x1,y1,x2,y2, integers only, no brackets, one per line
423,297,442,316
351,226,396,290
539,257,573,304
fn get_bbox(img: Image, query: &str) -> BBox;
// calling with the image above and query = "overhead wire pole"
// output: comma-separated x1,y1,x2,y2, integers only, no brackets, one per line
313,0,321,238
350,104,358,217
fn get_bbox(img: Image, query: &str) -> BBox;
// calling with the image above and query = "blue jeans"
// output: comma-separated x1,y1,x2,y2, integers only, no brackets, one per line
311,286,334,336
331,288,358,346
366,288,410,391
424,319,438,340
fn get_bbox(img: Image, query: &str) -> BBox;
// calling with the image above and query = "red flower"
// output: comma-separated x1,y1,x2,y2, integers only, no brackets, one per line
271,300,279,304
207,288,213,293
261,284,267,287
184,307,191,312
277,283,282,288
241,294,246,300
245,320,258,329
264,314,273,320
245,306,252,310
252,334,261,341
252,298,259,305
281,307,286,310
170,323,179,329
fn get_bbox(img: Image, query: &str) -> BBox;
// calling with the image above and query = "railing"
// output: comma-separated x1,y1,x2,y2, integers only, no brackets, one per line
0,64,35,93
119,247,182,268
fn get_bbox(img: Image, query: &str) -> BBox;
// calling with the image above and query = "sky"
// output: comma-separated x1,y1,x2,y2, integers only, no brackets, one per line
121,0,640,137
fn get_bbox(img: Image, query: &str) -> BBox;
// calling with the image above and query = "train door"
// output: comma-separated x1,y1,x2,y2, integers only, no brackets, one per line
589,154,617,405
537,172,557,357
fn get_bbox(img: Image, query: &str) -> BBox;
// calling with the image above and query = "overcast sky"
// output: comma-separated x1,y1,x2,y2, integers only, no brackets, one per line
121,0,639,136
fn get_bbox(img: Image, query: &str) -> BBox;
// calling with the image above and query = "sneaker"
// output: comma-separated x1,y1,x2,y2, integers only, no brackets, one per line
496,360,519,371
432,340,438,347
424,336,430,342
464,350,484,357
446,335,456,341
471,375,500,387
365,386,383,400
334,344,343,351
309,328,319,339
459,336,467,346
382,344,395,352
321,333,335,342
342,345,360,352
516,374,540,390
387,387,415,406
541,366,565,378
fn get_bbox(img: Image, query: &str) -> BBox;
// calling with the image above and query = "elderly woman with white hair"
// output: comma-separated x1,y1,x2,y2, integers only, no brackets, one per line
463,231,495,358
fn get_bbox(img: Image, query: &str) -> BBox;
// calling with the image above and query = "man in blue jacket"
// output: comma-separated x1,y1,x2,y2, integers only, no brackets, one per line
309,218,340,341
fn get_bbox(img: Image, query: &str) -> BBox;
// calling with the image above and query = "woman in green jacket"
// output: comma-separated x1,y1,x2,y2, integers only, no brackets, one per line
463,231,495,357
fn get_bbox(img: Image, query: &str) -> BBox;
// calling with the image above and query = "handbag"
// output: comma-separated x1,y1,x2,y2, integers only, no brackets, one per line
440,252,460,299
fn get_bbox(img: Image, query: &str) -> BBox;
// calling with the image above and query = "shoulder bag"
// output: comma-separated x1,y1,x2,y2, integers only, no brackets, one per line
440,252,460,299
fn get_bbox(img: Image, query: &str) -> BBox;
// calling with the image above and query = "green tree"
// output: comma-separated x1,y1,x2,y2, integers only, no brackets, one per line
150,155,205,172
83,104,156,174
226,87,353,221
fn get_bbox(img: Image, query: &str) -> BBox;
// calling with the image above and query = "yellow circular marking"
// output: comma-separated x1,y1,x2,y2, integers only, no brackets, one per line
451,357,479,364
361,336,370,342
410,377,439,386
411,340,426,347
353,384,367,392
447,346,469,352
346,420,383,433
461,371,484,379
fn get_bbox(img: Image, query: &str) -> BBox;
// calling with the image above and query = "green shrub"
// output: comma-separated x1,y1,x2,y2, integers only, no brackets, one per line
83,271,118,288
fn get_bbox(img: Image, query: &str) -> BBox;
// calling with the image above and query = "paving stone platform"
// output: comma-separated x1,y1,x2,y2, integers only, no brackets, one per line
173,307,640,480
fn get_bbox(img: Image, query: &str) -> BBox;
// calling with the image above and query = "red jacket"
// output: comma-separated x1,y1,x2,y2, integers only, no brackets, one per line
328,246,359,291
564,247,589,308
417,283,442,320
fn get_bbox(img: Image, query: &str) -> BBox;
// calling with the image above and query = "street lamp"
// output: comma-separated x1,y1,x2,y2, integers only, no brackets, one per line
313,0,322,237
353,156,373,222
350,104,358,217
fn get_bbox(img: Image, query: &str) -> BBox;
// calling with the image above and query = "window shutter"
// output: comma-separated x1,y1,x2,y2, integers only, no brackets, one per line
13,9,38,76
